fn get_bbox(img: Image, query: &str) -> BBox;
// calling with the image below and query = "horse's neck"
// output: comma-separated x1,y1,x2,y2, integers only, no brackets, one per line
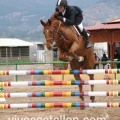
60,25,79,41
60,26,86,49
54,32,62,43
52,20,83,44
54,27,74,51
49,12,58,21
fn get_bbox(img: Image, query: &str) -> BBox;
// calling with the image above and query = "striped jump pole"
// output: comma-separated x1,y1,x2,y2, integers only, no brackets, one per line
0,69,120,75
0,102,120,108
0,80,120,87
0,91,120,98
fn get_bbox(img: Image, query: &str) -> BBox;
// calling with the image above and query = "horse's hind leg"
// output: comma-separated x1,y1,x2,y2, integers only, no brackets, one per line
88,74,95,102
84,54,95,102
74,74,84,101
82,49,95,102
70,61,84,101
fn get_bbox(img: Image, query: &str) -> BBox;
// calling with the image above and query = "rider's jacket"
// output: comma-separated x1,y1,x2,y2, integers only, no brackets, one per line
56,5,83,25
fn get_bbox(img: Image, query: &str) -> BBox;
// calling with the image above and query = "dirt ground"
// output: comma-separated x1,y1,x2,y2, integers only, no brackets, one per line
1,74,120,120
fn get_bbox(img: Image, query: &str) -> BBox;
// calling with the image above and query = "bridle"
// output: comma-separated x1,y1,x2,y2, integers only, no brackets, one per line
43,21,62,45
44,21,66,41
44,21,70,51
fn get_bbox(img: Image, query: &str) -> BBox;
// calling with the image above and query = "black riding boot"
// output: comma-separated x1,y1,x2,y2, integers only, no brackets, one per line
80,28,93,48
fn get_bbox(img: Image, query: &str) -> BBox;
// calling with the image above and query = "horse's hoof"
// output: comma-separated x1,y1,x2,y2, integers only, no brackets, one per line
79,96,84,101
90,96,95,102
68,56,73,61
65,56,73,62
80,106,85,110
80,102,85,110
78,56,84,62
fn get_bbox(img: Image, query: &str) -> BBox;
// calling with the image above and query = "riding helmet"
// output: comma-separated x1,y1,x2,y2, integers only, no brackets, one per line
56,0,67,7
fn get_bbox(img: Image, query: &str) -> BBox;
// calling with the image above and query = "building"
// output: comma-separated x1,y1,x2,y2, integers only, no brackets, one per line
30,42,53,62
0,38,34,62
0,38,53,62
85,18,120,61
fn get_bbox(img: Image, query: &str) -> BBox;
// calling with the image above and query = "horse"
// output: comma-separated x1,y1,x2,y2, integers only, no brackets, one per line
40,12,95,102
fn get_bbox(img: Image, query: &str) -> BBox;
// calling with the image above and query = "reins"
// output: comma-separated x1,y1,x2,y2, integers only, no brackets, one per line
53,21,70,51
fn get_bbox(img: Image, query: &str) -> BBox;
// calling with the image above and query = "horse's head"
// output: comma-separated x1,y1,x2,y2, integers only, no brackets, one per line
40,19,55,50
40,12,60,50
40,11,70,51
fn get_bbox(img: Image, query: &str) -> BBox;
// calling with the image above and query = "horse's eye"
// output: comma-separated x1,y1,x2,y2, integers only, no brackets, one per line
50,30,53,33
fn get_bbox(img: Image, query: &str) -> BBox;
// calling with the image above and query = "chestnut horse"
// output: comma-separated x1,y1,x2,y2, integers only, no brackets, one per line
40,12,95,102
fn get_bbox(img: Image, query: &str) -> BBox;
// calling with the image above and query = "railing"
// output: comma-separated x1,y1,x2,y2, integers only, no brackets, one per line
95,60,120,79
0,60,119,82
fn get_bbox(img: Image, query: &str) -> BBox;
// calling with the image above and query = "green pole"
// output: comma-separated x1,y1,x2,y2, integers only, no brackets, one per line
0,79,4,92
114,60,117,79
15,63,18,81
0,87,4,92
61,63,64,81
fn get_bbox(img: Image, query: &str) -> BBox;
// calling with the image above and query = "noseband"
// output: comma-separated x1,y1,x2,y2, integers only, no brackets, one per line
44,26,55,43
44,21,67,43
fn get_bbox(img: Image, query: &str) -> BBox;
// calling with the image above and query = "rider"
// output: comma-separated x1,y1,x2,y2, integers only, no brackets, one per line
55,0,92,48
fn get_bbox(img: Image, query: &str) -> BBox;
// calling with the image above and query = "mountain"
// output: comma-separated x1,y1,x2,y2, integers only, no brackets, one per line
0,0,120,41
84,0,120,26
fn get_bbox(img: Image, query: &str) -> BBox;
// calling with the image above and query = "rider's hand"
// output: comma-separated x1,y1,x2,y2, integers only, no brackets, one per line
56,16,63,22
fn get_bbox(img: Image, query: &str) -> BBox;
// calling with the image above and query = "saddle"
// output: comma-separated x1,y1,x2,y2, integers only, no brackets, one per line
74,25,90,36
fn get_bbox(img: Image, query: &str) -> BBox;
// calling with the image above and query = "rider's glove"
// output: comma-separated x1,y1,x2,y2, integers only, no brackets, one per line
56,16,63,22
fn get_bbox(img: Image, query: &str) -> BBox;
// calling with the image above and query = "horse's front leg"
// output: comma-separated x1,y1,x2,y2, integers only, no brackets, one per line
69,41,84,62
58,48,73,62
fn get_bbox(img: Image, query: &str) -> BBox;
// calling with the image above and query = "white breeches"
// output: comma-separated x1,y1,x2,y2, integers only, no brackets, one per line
77,22,84,32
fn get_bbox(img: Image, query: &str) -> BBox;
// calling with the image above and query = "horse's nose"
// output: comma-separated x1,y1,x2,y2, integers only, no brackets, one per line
52,44,58,51
46,45,52,50
44,43,46,45
48,47,52,50
44,43,52,50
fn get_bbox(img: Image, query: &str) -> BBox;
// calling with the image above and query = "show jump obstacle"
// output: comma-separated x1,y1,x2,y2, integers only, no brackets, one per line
0,69,119,75
0,80,120,86
0,69,120,109
0,102,120,108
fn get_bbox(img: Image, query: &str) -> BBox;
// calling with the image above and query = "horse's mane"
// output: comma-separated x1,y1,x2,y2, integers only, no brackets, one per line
47,12,76,35
51,19,64,28
49,12,59,22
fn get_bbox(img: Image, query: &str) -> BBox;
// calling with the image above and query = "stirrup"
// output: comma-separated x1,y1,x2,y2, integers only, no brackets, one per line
87,42,93,48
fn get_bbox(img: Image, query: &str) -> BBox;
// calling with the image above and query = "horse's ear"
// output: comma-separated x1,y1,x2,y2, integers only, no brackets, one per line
40,20,46,27
48,19,52,25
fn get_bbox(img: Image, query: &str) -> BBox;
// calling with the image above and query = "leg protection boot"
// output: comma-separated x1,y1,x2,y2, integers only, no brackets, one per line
80,28,93,48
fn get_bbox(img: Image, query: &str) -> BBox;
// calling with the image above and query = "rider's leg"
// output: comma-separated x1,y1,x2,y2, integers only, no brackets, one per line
76,23,93,48
80,28,93,48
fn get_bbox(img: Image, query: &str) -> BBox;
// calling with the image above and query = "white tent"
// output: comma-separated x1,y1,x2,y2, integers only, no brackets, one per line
94,42,107,51
94,42,108,58
0,38,34,47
